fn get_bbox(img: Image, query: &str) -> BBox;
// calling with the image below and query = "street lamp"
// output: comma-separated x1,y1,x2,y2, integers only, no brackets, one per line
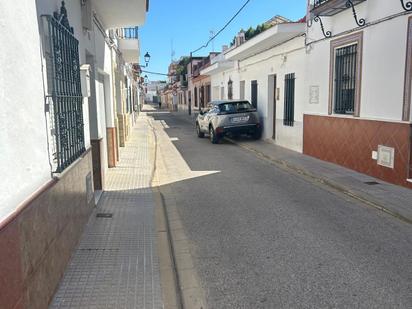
144,52,151,66
144,74,149,85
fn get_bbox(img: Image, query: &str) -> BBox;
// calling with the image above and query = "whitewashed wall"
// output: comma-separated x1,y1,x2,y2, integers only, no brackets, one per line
0,0,52,220
305,0,410,121
211,36,306,152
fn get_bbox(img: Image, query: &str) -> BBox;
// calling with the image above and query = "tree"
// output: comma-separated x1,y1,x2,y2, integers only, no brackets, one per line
175,56,191,81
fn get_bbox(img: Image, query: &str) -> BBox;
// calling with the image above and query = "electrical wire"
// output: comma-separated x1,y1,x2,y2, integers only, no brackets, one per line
141,69,171,76
142,1,252,78
191,0,252,54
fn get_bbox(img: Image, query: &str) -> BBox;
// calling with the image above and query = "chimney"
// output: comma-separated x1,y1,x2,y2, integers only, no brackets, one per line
235,31,245,47
222,45,228,52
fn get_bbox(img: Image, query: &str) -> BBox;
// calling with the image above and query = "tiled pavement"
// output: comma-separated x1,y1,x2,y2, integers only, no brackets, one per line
50,114,162,309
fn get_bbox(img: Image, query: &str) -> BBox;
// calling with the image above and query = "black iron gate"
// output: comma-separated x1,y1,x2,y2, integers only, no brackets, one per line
44,13,85,173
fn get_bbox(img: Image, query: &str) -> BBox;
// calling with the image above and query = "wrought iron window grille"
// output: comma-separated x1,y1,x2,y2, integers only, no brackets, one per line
42,2,85,173
401,0,412,11
283,73,295,127
333,44,358,115
53,1,73,33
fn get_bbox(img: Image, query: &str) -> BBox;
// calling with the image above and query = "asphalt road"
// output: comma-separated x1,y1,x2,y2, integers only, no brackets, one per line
151,110,412,309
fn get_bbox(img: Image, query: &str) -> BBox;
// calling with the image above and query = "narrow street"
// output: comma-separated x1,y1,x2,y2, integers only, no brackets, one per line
151,108,412,309
4,2,412,309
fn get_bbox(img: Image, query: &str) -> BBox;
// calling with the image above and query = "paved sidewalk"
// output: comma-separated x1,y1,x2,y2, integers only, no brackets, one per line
50,114,162,308
171,111,412,223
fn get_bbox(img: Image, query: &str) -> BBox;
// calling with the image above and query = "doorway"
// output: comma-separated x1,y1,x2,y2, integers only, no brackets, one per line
239,80,245,100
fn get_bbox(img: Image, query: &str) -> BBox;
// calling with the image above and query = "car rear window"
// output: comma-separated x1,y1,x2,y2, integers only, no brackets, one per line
218,101,255,114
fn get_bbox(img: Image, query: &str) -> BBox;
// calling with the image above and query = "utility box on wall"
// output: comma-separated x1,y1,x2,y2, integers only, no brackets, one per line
377,145,395,169
80,64,91,98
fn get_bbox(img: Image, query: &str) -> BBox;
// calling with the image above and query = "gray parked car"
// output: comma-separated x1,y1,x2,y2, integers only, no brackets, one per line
196,100,262,144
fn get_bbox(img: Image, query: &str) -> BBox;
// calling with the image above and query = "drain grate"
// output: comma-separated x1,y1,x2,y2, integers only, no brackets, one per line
96,213,113,218
364,181,380,185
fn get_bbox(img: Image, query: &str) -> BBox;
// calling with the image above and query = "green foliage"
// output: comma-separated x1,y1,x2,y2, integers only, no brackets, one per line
175,56,191,80
230,23,272,46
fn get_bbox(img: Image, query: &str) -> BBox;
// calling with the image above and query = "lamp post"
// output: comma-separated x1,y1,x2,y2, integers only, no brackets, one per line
143,52,151,67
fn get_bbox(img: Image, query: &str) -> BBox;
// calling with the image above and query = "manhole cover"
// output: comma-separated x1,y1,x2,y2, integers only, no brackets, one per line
364,181,380,185
96,213,113,218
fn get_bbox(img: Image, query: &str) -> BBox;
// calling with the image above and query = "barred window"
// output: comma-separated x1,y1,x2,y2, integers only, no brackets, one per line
334,44,357,114
283,73,295,126
43,15,85,173
251,80,258,109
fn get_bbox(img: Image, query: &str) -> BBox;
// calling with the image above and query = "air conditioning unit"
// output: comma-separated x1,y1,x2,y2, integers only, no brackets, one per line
81,0,92,31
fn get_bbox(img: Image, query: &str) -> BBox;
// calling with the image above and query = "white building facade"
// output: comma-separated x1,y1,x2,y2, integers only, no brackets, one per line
303,0,412,189
202,22,307,152
201,2,412,189
0,1,148,308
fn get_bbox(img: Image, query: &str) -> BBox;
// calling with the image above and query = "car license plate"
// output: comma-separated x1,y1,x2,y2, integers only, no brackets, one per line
230,116,249,123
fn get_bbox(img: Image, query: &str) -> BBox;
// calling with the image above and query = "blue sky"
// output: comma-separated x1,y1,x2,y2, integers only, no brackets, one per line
139,0,307,81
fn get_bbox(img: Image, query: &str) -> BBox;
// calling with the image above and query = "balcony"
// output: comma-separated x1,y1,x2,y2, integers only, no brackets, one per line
94,0,148,28
310,0,366,16
115,27,139,63
225,22,305,61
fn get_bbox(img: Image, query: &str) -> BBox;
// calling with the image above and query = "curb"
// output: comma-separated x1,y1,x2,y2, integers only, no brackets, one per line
226,138,412,225
148,115,207,309
168,112,412,224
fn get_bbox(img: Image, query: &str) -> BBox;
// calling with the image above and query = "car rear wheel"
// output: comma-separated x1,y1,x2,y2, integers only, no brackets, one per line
196,122,204,138
209,126,219,144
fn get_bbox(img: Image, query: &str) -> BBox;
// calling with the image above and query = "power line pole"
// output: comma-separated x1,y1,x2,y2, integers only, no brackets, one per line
209,30,215,51
170,39,175,63
189,51,192,116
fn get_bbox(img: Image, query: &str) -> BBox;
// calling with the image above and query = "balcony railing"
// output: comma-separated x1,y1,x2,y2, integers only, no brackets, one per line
114,27,139,39
310,0,366,16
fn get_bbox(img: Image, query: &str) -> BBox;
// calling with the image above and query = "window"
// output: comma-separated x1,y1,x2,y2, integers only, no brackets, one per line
200,86,205,108
218,101,254,114
194,87,198,107
251,80,258,109
228,79,233,100
334,44,357,114
329,32,363,116
43,15,85,173
283,73,295,126
206,85,211,103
